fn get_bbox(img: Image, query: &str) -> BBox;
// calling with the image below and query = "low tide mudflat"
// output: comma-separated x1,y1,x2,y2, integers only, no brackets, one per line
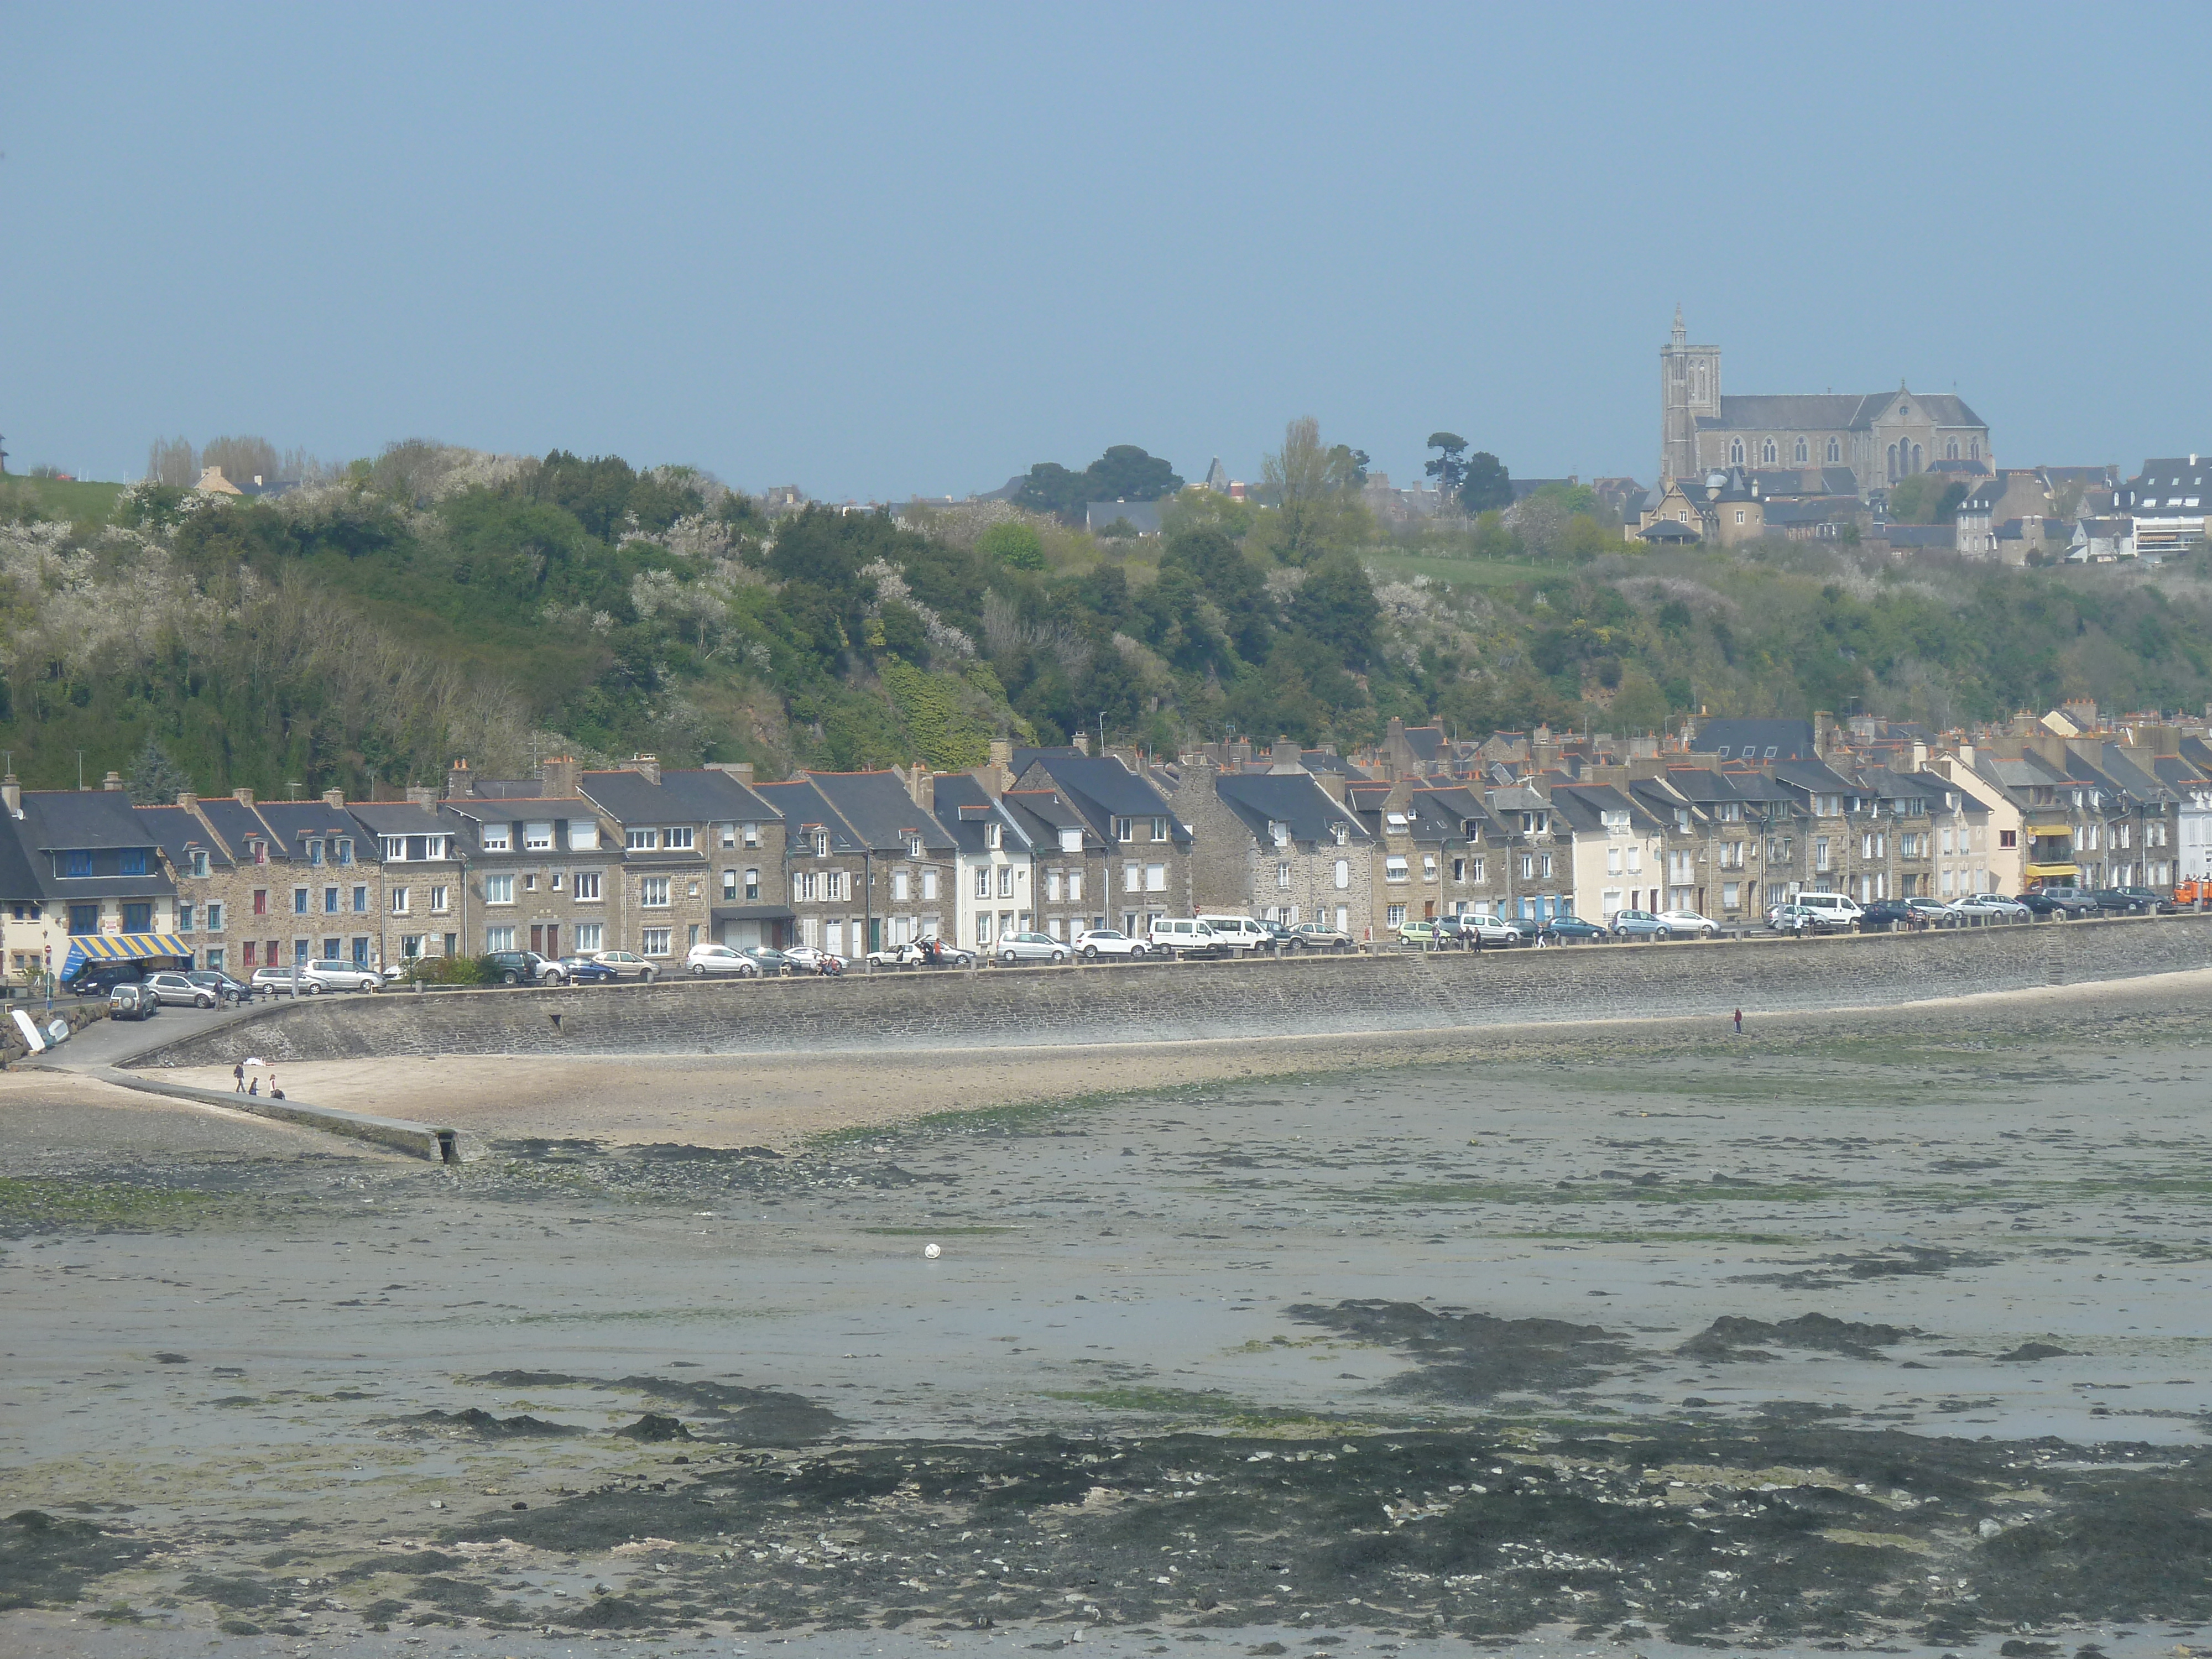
6,975,2212,1657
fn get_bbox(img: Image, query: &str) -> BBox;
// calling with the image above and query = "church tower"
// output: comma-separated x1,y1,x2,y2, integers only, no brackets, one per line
1659,307,1720,484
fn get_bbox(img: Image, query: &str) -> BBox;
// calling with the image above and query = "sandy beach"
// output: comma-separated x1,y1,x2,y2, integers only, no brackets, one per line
6,969,2212,1653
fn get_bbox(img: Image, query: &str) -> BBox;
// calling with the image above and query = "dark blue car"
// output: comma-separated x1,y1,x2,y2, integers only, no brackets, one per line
1538,915,1607,943
556,956,621,984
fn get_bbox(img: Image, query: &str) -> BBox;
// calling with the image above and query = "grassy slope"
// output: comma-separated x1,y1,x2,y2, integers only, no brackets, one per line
0,477,126,524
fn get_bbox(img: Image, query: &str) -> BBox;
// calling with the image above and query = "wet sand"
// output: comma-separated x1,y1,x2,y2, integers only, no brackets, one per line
7,971,2212,1652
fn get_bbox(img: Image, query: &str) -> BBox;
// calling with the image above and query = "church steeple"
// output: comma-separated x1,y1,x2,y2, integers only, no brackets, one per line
1671,304,1686,347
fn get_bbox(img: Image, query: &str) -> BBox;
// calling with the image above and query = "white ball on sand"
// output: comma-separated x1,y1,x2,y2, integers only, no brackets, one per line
924,1243,941,1260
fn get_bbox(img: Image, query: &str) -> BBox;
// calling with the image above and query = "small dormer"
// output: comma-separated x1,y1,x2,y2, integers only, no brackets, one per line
1058,826,1083,853
985,822,1004,851
906,832,924,858
1331,821,1350,846
1269,819,1289,848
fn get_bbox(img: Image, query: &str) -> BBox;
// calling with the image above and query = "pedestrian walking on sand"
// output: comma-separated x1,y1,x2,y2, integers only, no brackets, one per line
232,1061,245,1093
1733,1008,1743,1035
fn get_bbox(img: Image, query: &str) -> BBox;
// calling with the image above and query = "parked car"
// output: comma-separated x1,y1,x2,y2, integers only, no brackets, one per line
866,938,977,968
1537,915,1608,943
251,965,308,997
2091,886,2165,914
995,930,1070,965
2029,885,2100,917
1396,919,1444,948
1463,913,1528,946
556,954,621,983
1856,899,1914,931
1194,914,1273,954
1257,920,1301,951
1147,918,1222,957
107,980,158,1020
739,946,795,977
1770,903,1831,935
686,942,760,978
2013,890,2064,917
482,950,559,987
1900,897,1961,928
1291,921,1354,951
300,958,385,992
1609,909,1674,941
143,971,219,1009
186,969,253,1005
67,961,145,997
1654,908,1721,937
589,950,659,982
1950,893,2030,923
1791,891,1866,930
1072,928,1147,959
782,945,846,974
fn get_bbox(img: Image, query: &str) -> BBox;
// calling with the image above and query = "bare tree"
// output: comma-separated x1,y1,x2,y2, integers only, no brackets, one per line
147,436,195,487
201,435,280,488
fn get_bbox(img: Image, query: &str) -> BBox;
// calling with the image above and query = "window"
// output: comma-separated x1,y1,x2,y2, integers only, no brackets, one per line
431,884,450,913
975,867,991,899
743,822,760,848
796,872,818,901
252,841,269,864
1421,853,1438,881
686,879,698,899
1065,870,1079,902
253,889,268,916
1540,854,1554,879
811,831,830,857
381,836,406,862
206,902,223,931
626,828,658,851
1385,855,1409,883
1123,862,1139,893
1151,817,1168,842
573,922,603,953
348,885,365,912
178,902,196,932
481,825,510,852
570,820,599,852
486,926,516,952
190,850,210,879
1520,853,1535,880
64,850,92,878
719,823,737,849
1723,881,1740,910
1386,902,1407,928
998,866,1014,899
523,821,554,851
1815,837,1831,872
985,822,1003,851
893,869,910,902
484,874,515,905
1058,827,1082,853
1729,439,1744,465
336,839,353,866
1046,869,1062,902
665,826,695,850
1145,863,1166,892
1794,437,1808,463
391,887,411,915
293,887,309,915
66,901,99,933
1277,862,1292,889
1761,438,1776,464
640,876,670,907
641,928,672,957
307,839,325,867
1469,857,1485,883
1334,858,1349,890
722,868,738,901
573,871,601,901
747,867,763,899
825,871,847,901
1607,847,1621,877
1734,509,1745,524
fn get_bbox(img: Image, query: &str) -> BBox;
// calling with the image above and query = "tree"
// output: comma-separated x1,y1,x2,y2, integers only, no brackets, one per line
1261,416,1371,565
976,520,1045,570
1886,473,1968,524
1460,451,1512,513
201,434,279,488
1326,446,1371,491
123,738,193,805
1286,552,1381,669
147,436,195,487
1013,462,1086,520
1425,432,1468,498
1084,445,1182,503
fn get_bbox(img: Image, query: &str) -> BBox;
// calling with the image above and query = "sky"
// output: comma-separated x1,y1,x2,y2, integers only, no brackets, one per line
4,4,2206,502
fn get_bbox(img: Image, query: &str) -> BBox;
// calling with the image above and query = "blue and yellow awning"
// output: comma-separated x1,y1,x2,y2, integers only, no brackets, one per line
61,932,190,980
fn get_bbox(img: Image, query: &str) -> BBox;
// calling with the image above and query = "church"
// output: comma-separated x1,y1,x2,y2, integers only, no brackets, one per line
1660,309,1991,497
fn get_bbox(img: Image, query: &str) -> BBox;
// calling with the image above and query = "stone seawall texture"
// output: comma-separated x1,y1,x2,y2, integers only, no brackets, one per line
121,914,2212,1070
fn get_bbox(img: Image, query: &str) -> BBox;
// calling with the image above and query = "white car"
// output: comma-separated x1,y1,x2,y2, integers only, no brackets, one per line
1951,893,2030,922
1463,913,1526,946
867,939,976,968
1071,928,1147,959
994,930,1070,965
590,950,658,982
684,942,760,978
781,945,845,973
1655,908,1721,938
299,958,383,992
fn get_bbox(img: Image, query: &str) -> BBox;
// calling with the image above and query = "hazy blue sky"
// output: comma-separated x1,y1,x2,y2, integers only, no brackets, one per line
5,4,2203,500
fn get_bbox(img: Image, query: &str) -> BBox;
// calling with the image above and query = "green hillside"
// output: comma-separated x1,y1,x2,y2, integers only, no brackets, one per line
0,446,2207,801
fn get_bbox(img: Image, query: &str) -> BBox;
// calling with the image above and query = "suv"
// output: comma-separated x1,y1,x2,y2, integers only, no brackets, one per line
187,969,253,1005
108,980,158,1020
300,958,384,993
144,971,220,1009
2030,885,2100,917
67,961,145,997
1071,928,1147,959
481,950,558,986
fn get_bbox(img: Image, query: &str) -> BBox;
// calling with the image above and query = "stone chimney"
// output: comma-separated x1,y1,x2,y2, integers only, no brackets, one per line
102,770,124,791
405,785,439,807
175,791,197,809
1312,769,1347,804
707,761,756,786
322,788,346,809
1813,711,1833,757
1,774,19,817
629,753,661,786
1268,737,1302,773
1071,730,1089,755
445,759,473,799
540,755,579,799
904,767,936,812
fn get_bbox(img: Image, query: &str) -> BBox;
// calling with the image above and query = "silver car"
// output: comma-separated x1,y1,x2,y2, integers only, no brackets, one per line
251,966,309,997
144,971,220,1009
994,930,1069,965
299,958,382,992
589,950,658,982
1950,893,2029,922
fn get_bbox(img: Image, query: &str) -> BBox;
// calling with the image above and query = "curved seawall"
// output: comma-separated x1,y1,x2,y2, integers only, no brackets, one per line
121,913,2212,1070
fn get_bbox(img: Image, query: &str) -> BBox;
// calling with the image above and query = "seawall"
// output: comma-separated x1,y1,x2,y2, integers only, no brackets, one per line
120,913,2212,1069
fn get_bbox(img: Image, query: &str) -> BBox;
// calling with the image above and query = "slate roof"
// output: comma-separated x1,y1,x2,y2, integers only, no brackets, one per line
1689,718,1818,762
135,805,232,870
345,802,451,837
1010,751,1190,846
1878,524,1955,549
12,790,176,899
1700,390,1987,434
751,778,866,855
932,774,1031,857
1406,784,1503,842
1212,771,1370,848
193,797,273,860
437,797,604,857
253,800,364,858
999,787,1099,853
1549,782,1658,834
805,771,953,854
576,766,769,827
0,810,42,899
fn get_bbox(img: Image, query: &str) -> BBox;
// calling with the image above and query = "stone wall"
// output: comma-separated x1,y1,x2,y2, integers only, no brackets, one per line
121,914,2212,1070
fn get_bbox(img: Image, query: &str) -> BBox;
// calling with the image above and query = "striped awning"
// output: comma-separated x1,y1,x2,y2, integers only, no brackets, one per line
60,932,190,980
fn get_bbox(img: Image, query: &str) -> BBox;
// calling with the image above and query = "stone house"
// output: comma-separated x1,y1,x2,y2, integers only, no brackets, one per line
1405,784,1517,924
1001,785,1114,943
931,773,1035,950
1483,783,1574,924
1179,762,1374,935
347,799,465,964
438,790,618,962
805,770,959,956
574,760,787,958
137,799,238,974
1011,747,1192,933
251,797,379,966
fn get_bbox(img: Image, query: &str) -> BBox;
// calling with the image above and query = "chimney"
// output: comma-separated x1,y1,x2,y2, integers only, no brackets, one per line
406,785,439,807
174,791,196,810
445,759,473,799
1813,711,1833,756
707,761,756,786
540,755,578,799
907,768,936,812
322,787,346,809
1071,730,1089,755
989,738,1013,774
1313,769,1347,804
629,753,661,786
232,787,255,807
1,774,18,817
1269,737,1302,772
102,770,123,791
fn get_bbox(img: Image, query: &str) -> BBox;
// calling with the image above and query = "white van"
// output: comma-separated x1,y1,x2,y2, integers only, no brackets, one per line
1792,891,1865,930
1194,914,1272,954
1147,917,1220,957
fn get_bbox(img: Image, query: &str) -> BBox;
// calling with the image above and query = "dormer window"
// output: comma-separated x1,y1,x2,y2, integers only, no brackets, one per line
907,834,924,858
191,850,211,879
1332,822,1350,846
665,826,695,850
252,840,269,864
1269,820,1289,847
1058,827,1082,853
625,828,658,851
482,825,512,852
1385,812,1408,832
523,822,554,851
63,851,92,878
813,831,830,857
985,823,1004,851
1114,816,1134,842
307,839,325,866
